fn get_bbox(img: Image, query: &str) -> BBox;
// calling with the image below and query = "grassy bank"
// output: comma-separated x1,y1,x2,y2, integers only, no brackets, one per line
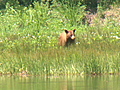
0,2,120,75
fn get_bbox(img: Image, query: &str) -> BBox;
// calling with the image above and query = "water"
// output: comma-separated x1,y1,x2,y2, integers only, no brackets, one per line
0,75,120,90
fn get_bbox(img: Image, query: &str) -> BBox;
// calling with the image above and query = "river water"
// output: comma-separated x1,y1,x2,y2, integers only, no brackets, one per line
0,75,120,90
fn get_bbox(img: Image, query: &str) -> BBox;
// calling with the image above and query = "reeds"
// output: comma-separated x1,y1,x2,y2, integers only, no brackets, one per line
0,43,120,75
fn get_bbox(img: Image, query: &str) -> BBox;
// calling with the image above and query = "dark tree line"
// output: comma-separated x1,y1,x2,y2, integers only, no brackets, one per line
17,0,52,7
0,0,53,9
0,0,119,12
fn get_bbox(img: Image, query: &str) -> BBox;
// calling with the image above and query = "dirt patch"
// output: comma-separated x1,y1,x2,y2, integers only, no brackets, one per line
86,5,120,26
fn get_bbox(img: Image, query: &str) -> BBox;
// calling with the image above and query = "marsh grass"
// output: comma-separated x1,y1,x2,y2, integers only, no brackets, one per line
0,41,120,75
0,2,120,75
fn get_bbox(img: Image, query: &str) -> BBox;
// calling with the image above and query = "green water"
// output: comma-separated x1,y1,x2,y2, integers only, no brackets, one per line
0,75,120,90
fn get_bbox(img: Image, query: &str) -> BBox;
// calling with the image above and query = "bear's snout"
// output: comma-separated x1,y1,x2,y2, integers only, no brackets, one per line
71,35,75,39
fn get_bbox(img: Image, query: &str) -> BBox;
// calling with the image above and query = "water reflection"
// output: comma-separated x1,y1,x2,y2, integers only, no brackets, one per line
0,75,120,90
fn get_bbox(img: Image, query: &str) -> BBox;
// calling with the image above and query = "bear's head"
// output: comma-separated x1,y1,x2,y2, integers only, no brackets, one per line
59,29,76,46
65,29,76,40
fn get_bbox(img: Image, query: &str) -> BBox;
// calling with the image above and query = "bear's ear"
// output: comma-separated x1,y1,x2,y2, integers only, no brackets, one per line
65,30,69,34
73,29,76,32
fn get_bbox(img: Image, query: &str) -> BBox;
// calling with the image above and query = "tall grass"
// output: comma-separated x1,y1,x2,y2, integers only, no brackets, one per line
0,2,120,75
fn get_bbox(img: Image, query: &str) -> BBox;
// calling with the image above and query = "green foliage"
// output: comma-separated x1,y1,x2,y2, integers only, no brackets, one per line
0,2,86,51
0,2,120,75
55,3,86,26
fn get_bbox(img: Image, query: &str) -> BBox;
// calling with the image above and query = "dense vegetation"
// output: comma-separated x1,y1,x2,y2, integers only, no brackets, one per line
0,1,120,76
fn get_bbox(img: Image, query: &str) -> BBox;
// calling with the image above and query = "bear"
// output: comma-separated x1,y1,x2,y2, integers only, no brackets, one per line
59,29,76,46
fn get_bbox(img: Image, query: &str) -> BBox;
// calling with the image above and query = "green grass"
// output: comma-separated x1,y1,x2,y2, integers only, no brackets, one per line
0,43,120,75
0,2,120,76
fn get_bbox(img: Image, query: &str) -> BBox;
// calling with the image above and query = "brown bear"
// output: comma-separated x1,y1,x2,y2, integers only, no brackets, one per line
59,29,76,46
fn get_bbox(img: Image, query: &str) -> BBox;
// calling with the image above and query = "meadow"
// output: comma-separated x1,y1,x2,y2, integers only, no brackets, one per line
0,2,120,76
